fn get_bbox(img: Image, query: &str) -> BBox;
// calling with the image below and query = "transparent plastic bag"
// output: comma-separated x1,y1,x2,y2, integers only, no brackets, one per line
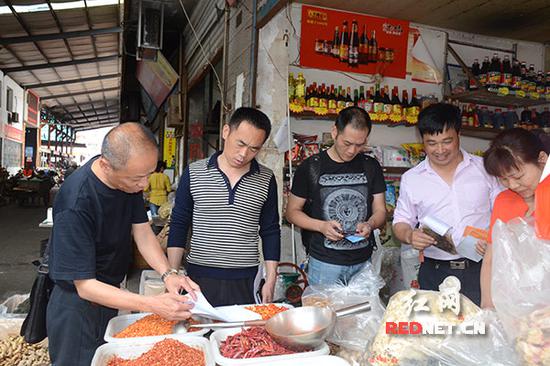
492,218,550,365
366,285,482,366
301,262,386,351
418,310,520,366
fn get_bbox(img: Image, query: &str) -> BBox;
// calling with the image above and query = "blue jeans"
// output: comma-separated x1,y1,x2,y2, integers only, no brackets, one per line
307,257,366,286
149,203,159,216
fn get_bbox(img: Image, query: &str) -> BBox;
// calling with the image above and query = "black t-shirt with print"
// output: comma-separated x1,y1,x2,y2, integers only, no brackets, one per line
291,150,386,265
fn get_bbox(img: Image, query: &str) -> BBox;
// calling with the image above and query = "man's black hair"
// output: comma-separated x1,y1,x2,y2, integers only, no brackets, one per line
228,107,272,141
334,106,372,135
417,103,461,137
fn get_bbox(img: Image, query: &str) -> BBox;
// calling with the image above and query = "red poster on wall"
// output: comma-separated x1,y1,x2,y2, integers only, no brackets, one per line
300,5,410,79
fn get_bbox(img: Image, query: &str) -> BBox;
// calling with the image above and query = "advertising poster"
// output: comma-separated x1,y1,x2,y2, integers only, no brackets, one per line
163,127,176,168
300,5,410,79
407,28,443,84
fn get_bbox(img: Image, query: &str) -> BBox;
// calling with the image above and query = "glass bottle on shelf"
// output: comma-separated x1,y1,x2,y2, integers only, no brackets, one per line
345,87,354,107
365,87,374,114
401,89,409,123
331,26,340,58
348,20,359,66
373,83,384,119
469,59,480,90
480,56,490,86
368,30,377,63
358,86,366,109
353,88,359,107
501,55,512,87
511,59,521,91
408,88,421,123
328,84,337,110
339,21,349,63
309,82,319,108
390,87,402,123
319,83,328,109
359,24,369,64
383,85,392,118
337,86,346,111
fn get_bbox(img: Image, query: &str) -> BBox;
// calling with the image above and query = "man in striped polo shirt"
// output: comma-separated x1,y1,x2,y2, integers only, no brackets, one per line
167,107,281,306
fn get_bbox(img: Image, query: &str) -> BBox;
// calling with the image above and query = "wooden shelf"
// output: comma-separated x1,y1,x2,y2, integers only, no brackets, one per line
290,111,414,127
448,89,549,108
460,125,501,140
382,166,410,175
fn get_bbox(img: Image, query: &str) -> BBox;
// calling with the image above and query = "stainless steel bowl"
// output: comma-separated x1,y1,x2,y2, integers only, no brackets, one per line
266,306,336,350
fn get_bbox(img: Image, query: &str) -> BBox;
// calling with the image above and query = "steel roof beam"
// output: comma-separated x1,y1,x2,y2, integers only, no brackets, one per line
0,27,122,46
41,86,119,100
2,54,119,73
48,98,120,110
24,73,121,89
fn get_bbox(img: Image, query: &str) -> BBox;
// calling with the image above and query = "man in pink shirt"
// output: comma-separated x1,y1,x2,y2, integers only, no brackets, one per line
392,103,501,305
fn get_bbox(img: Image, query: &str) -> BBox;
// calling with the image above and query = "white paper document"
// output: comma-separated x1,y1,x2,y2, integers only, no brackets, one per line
188,292,260,322
457,236,483,262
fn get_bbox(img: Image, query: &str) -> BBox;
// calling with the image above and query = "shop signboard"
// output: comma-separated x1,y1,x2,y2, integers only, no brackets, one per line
163,127,176,168
300,5,409,79
5,124,23,143
26,90,40,128
136,50,179,108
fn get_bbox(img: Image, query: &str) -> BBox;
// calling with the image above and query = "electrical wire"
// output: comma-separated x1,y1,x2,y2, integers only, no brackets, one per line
177,0,224,96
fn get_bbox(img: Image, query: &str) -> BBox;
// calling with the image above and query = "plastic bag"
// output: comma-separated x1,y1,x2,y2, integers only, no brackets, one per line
418,310,520,366
0,294,29,318
301,262,386,351
401,248,420,289
366,284,482,366
492,218,550,365
371,245,404,303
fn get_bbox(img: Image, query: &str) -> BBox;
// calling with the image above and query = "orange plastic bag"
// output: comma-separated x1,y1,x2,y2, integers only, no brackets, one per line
535,174,550,240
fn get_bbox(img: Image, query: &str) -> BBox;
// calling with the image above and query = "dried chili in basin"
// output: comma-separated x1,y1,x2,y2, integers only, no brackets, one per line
220,326,305,359
245,304,288,320
107,338,205,366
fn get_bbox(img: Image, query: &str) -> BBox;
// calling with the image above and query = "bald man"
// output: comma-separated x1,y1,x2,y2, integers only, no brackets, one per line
46,123,199,366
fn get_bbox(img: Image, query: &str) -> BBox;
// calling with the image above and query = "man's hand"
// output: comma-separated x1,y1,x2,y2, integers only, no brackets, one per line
261,278,276,304
409,229,436,250
320,220,344,241
475,240,488,256
164,274,200,301
148,292,194,321
356,222,373,238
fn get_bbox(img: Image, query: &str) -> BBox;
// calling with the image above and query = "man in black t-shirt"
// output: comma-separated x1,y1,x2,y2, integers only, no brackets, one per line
286,107,387,285
47,123,199,366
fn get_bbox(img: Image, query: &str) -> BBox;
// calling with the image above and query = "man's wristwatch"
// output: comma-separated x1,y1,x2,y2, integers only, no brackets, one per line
160,269,179,282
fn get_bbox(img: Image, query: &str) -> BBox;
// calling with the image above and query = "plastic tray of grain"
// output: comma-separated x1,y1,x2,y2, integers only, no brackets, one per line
104,312,209,343
210,328,330,365
246,355,351,366
92,335,214,366
138,270,165,296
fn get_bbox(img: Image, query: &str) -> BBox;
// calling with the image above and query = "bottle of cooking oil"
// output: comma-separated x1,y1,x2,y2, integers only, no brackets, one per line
288,73,296,104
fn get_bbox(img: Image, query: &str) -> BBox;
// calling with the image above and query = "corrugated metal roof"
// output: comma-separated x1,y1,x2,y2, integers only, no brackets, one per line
0,0,122,131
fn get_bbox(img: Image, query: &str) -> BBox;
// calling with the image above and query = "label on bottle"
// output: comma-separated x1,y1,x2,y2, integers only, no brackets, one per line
319,98,328,109
374,102,384,114
340,46,349,61
536,85,545,95
529,81,537,93
503,73,512,86
497,87,509,96
337,100,346,110
512,76,521,90
295,84,305,98
530,92,540,100
346,101,354,108
479,73,487,86
328,99,337,110
516,90,526,98
310,97,319,108
365,100,374,113
489,71,500,85
392,104,403,115
408,106,420,117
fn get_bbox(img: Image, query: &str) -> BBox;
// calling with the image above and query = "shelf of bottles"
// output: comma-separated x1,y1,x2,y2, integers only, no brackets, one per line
450,99,550,140
452,54,550,108
289,72,422,126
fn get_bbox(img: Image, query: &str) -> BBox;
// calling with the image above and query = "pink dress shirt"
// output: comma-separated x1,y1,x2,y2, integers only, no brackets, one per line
393,149,503,260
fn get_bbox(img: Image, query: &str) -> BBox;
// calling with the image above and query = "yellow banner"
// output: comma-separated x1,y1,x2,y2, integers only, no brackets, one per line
163,127,176,168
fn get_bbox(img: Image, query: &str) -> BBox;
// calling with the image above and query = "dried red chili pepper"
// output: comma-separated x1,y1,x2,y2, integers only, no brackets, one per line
219,327,303,359
107,338,205,366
